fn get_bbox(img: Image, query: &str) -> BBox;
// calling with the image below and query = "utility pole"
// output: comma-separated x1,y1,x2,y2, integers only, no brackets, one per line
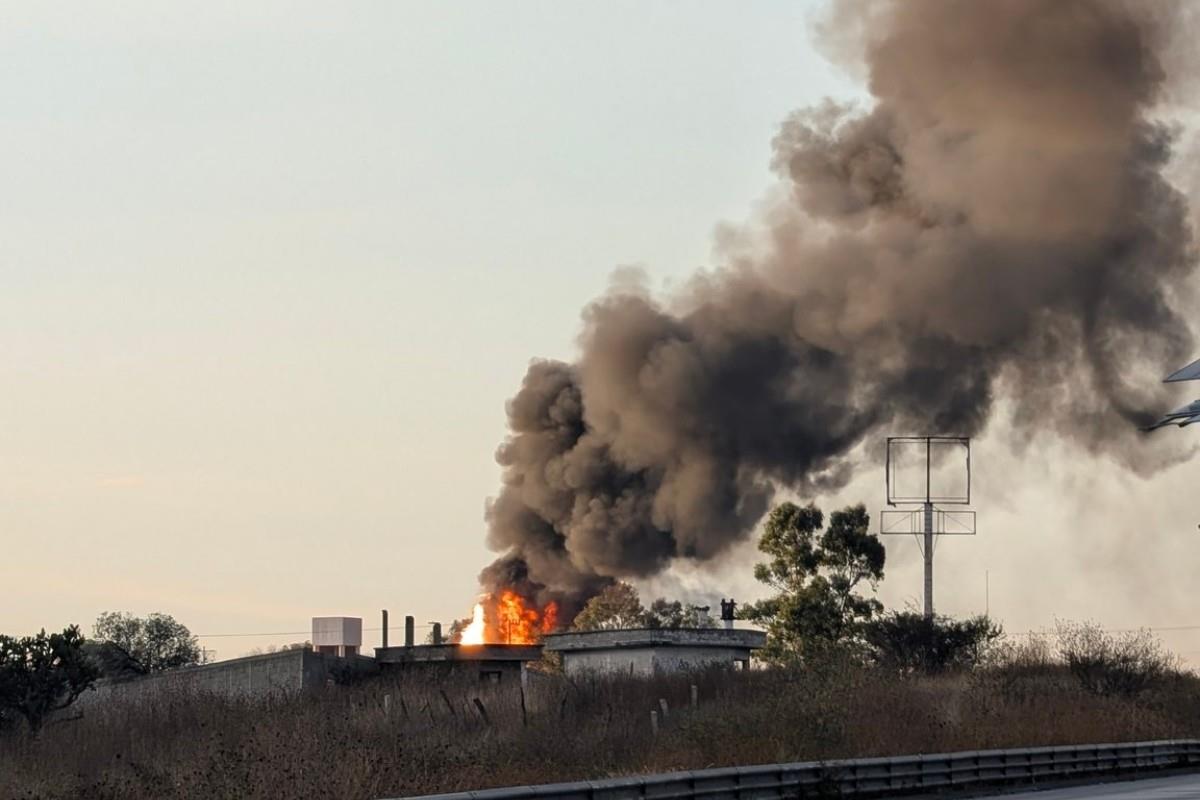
923,501,934,619
923,437,933,620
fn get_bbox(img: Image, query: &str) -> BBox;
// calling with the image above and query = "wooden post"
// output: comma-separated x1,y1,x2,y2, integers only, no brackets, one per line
690,684,698,709
658,698,669,719
384,693,392,717
650,710,659,737
439,689,456,717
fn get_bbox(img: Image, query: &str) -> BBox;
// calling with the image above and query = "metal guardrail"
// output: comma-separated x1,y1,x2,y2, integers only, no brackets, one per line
389,739,1200,800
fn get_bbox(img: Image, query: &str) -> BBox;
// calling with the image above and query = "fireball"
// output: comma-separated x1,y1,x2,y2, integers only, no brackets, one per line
454,591,558,645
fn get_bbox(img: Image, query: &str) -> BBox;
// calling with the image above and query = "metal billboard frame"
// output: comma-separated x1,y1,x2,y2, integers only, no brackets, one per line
885,435,971,506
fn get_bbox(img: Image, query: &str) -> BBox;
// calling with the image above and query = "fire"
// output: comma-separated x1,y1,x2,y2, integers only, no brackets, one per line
455,590,559,645
460,602,486,645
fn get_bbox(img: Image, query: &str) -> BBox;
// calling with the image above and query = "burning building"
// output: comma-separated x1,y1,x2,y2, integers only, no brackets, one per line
456,590,557,646
374,612,542,685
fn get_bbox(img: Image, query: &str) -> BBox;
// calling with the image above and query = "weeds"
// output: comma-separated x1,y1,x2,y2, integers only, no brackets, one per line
1,646,1197,800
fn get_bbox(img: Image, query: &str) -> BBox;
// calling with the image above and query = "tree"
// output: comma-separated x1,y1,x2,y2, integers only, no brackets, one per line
863,612,1002,673
572,582,646,630
90,612,205,677
644,599,714,629
740,502,885,663
572,583,716,631
245,641,310,657
0,626,98,734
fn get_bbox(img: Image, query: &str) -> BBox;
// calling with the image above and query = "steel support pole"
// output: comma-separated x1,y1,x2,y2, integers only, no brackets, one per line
923,501,934,620
923,437,934,621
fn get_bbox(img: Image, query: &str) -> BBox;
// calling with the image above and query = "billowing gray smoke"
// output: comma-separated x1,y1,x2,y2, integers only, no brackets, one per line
481,0,1198,618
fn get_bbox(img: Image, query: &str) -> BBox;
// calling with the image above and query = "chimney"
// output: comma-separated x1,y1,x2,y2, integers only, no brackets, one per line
404,615,415,647
381,609,389,648
720,598,736,631
432,622,443,645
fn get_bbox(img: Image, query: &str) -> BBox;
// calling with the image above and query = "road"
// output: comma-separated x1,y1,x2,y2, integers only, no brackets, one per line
973,774,1200,799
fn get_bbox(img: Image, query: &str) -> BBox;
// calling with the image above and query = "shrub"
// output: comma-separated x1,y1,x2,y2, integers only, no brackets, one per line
864,612,1002,673
1,652,1196,799
1055,620,1179,697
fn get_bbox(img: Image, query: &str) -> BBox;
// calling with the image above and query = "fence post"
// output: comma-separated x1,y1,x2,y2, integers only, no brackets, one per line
439,689,456,717
650,710,659,737
690,685,698,709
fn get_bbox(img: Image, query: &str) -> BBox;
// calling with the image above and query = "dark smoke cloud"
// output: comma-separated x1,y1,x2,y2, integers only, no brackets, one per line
481,0,1198,613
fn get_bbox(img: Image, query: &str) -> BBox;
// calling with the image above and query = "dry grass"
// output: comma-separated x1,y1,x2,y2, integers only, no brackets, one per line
3,653,1199,800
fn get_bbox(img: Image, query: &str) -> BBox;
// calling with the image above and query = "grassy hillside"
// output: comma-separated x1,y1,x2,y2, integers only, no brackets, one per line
4,643,1200,800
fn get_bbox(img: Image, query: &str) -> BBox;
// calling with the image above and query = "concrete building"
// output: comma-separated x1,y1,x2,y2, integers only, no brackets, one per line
374,611,542,684
543,627,766,677
375,643,541,684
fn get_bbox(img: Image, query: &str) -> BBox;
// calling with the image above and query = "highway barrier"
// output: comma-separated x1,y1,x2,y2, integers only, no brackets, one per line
388,739,1200,800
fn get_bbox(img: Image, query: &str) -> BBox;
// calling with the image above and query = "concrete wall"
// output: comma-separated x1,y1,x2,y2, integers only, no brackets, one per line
80,649,376,707
562,645,751,678
546,628,765,651
380,659,527,686
563,646,657,677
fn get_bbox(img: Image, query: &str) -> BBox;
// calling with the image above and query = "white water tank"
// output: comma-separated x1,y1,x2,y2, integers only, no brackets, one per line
311,616,362,657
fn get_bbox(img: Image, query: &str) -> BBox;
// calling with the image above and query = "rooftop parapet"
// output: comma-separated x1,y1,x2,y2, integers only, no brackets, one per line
543,627,765,653
374,643,542,664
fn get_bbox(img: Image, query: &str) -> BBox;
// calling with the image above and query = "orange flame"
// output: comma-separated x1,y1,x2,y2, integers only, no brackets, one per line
455,590,558,645
460,602,486,645
541,601,559,634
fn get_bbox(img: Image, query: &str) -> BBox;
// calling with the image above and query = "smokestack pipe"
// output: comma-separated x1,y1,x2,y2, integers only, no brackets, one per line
381,609,389,648
432,622,442,645
404,615,414,648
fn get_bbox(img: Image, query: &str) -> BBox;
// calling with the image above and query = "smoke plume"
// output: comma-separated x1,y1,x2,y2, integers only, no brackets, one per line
481,0,1198,615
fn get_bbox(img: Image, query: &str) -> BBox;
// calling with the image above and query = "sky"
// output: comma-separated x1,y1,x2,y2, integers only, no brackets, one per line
4,2,1200,663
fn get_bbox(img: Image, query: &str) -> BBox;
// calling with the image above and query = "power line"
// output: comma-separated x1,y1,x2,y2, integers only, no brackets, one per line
194,624,432,639
1008,624,1200,637
195,631,307,639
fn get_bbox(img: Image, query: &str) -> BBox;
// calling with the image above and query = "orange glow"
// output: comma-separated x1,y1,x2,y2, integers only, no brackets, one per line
541,601,558,634
460,602,486,645
453,590,558,645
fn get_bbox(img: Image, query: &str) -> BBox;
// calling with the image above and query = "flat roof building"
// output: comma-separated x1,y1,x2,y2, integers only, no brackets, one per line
374,643,542,685
543,627,766,677
374,612,541,684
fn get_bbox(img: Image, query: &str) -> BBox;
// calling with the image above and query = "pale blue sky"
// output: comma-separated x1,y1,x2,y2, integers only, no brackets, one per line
2,2,865,656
